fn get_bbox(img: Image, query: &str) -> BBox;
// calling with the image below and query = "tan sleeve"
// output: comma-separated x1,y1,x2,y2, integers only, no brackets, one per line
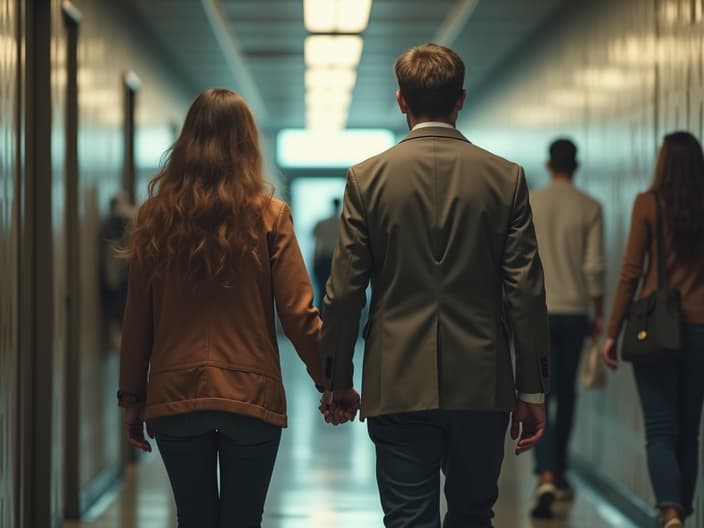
118,258,154,407
606,193,650,338
502,166,550,395
271,202,324,387
320,169,372,391
583,202,606,298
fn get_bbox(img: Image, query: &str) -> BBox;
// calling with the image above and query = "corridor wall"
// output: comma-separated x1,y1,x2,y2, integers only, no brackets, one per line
0,0,20,527
49,0,193,520
0,0,194,525
459,0,703,524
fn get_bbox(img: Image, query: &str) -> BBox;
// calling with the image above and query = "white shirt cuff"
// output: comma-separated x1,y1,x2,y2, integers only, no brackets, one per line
518,392,545,404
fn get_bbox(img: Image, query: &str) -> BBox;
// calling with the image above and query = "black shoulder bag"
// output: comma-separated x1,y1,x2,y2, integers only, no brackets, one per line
621,193,683,363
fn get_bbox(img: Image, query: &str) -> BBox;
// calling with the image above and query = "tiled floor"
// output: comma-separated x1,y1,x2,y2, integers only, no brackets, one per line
67,341,637,528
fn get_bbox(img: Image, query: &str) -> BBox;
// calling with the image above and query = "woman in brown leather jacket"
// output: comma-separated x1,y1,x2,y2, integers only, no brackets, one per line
118,88,329,527
603,132,704,528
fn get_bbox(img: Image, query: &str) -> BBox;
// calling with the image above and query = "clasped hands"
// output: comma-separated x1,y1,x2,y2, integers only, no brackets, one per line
319,388,362,425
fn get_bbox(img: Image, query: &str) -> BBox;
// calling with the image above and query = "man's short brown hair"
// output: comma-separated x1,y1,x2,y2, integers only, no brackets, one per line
394,43,465,117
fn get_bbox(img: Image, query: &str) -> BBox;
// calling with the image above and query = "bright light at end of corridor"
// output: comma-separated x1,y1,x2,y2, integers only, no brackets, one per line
304,0,373,33
277,129,395,168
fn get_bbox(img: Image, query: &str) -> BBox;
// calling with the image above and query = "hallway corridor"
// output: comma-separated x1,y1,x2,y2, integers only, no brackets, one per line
66,342,637,528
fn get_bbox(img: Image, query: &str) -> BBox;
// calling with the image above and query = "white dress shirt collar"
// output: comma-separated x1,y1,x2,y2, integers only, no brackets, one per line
411,121,455,131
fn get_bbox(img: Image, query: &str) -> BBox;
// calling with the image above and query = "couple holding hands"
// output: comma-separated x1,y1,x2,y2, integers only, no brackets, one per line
118,43,548,528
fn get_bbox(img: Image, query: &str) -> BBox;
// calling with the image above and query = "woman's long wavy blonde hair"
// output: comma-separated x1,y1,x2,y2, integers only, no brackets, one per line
124,88,272,283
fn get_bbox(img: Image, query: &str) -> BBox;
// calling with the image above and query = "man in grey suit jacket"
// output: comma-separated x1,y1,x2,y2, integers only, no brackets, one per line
319,43,549,528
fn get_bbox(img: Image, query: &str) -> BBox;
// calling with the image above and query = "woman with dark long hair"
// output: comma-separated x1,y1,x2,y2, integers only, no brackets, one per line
117,88,329,527
603,131,704,528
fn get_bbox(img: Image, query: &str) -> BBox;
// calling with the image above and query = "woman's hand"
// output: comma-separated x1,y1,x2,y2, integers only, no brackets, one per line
601,337,619,370
319,388,361,425
124,406,154,452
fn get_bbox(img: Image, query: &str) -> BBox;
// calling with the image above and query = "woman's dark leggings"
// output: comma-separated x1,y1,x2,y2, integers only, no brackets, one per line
150,411,281,528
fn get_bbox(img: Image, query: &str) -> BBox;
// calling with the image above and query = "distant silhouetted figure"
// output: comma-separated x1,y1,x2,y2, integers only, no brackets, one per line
529,139,605,518
100,192,135,335
603,131,704,528
118,88,323,527
312,198,340,307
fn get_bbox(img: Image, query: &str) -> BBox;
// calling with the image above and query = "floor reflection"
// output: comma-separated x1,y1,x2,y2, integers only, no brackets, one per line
67,340,636,528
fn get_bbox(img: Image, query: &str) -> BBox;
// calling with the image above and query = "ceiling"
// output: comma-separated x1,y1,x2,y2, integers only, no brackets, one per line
124,0,568,133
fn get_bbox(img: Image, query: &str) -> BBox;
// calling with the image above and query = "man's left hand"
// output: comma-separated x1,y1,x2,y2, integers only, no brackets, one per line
319,388,361,425
510,400,546,455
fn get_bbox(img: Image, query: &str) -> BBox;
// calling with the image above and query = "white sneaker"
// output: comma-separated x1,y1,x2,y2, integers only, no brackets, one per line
530,482,556,519
554,478,575,501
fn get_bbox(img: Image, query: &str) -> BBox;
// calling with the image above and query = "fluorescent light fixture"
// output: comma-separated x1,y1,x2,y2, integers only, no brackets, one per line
305,35,363,67
304,0,373,33
337,0,373,32
305,67,357,91
306,90,352,108
304,0,335,33
277,129,395,167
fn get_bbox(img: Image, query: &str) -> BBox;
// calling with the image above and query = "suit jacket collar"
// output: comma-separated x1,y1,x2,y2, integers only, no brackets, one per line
400,126,471,144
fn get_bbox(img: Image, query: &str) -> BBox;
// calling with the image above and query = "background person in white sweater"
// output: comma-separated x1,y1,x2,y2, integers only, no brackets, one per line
528,139,606,519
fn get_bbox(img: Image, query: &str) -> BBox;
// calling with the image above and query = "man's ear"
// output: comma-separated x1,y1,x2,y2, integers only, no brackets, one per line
455,89,467,112
396,89,409,114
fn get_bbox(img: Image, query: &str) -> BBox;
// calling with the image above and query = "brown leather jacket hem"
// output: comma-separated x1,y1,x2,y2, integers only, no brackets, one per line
144,397,288,428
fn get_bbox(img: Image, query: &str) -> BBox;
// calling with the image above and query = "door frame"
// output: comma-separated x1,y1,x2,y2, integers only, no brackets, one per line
62,0,82,519
18,0,57,526
123,72,140,203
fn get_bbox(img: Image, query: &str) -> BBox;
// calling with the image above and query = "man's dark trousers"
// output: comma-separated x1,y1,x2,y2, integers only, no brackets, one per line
368,410,509,528
533,314,588,477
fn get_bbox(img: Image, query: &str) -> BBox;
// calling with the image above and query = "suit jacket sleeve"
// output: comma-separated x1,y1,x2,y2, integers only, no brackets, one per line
270,202,324,387
320,169,372,391
119,257,154,406
502,166,550,395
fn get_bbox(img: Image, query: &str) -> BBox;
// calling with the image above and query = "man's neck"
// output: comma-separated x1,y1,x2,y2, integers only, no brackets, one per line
551,173,573,183
407,114,455,130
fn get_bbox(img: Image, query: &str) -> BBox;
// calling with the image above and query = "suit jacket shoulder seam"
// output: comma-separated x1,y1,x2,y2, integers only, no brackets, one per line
347,167,369,228
511,164,523,208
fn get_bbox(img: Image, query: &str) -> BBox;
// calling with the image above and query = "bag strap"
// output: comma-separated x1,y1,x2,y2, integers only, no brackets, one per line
652,191,666,289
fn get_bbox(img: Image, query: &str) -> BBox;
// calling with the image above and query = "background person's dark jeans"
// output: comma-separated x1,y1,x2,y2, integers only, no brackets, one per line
367,410,509,528
632,324,704,517
151,411,281,528
534,314,589,477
